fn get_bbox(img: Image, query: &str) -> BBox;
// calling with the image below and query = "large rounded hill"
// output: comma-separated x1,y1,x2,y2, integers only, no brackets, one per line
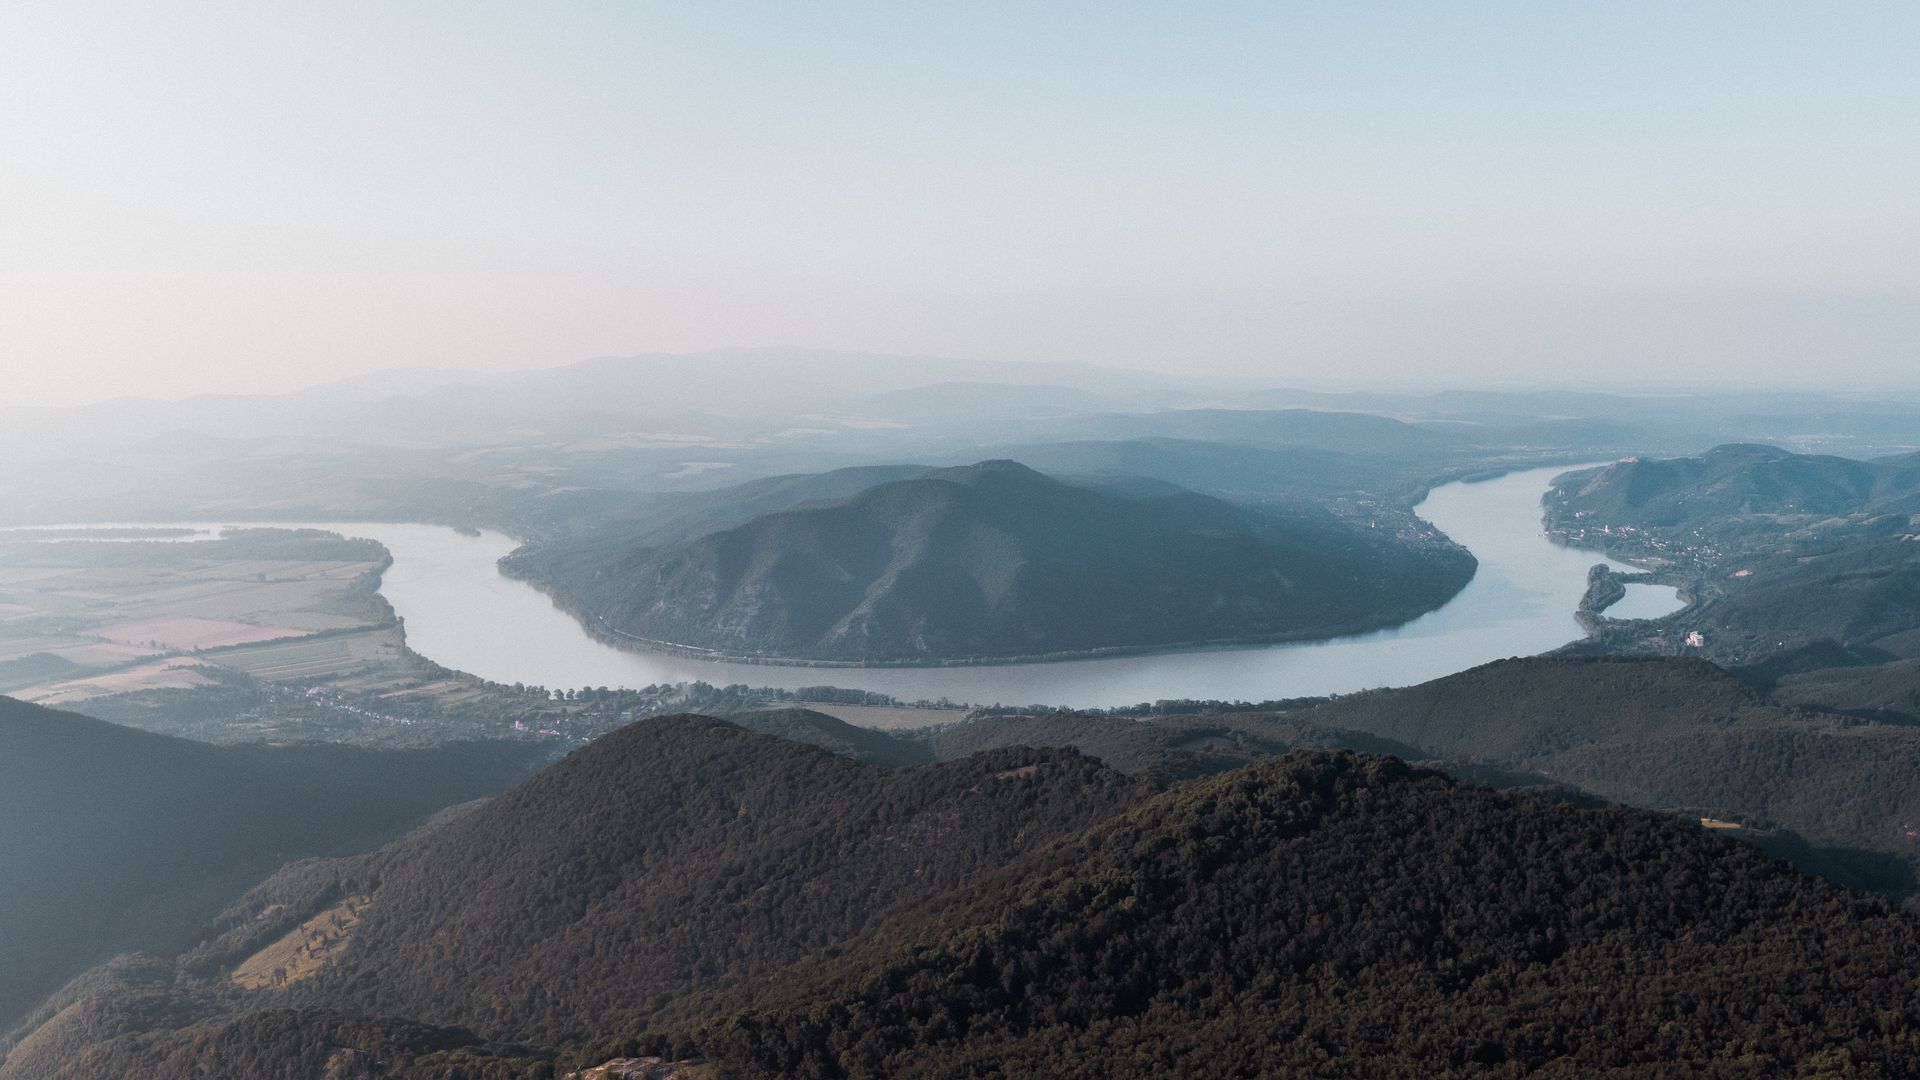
510,460,1475,663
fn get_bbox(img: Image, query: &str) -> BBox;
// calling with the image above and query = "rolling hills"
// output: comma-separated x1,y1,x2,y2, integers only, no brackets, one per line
1554,443,1894,525
1552,443,1920,527
1293,656,1920,892
263,718,1146,1045
17,717,1920,1078
836,655,1920,901
507,460,1475,663
697,750,1920,1077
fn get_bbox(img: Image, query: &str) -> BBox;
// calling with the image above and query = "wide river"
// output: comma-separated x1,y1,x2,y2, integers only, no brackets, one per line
6,463,1680,708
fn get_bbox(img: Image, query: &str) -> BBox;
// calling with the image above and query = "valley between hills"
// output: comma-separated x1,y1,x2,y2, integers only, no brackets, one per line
13,11,1920,1075
6,362,1920,1077
500,459,1476,665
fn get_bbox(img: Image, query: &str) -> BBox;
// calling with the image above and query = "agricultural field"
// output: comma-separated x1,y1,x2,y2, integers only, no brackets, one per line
0,526,974,747
29,657,217,707
0,528,406,705
216,627,414,689
0,527,643,744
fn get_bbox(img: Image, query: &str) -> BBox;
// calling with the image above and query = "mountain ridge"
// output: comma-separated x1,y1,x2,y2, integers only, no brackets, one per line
19,720,1920,1078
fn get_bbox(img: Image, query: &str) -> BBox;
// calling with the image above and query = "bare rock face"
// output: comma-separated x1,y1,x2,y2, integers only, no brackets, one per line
566,1058,711,1080
322,1047,377,1080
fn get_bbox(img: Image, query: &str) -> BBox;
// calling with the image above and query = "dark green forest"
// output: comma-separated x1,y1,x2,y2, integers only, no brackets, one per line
18,716,1920,1079
692,751,1920,1077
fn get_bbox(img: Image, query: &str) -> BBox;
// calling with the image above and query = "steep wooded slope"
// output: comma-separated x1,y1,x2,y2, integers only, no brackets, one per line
23,723,1920,1078
0,697,543,1032
53,741,1920,1078
690,751,1920,1077
512,460,1473,662
272,718,1144,1044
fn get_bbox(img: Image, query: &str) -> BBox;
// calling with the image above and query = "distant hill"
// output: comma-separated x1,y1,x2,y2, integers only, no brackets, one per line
894,656,1920,902
573,464,939,552
1248,387,1920,459
1048,406,1466,457
854,380,1129,419
508,460,1475,663
986,436,1425,501
1552,443,1912,525
1295,655,1920,896
0,697,544,1034
22,725,1920,1077
1686,528,1920,661
1546,445,1920,664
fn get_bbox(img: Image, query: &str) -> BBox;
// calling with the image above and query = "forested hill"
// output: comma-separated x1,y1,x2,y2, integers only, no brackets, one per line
1544,445,1920,668
270,716,1147,1045
1289,655,1920,898
691,751,1920,1077
2,717,1150,1079
1551,443,1920,526
0,696,544,1033
854,656,1920,901
23,730,1920,1078
508,459,1474,663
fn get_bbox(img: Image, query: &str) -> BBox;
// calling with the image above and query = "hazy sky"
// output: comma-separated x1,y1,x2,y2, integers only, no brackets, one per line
3,2,1915,406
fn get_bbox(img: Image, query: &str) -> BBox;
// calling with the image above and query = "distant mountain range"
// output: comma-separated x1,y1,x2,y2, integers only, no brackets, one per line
507,460,1476,663
16,712,1920,1078
6,347,1920,534
10,347,1920,551
0,350,1215,457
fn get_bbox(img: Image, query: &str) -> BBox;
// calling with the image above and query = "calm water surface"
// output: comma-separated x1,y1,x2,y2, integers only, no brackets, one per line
1607,583,1689,622
4,465,1684,708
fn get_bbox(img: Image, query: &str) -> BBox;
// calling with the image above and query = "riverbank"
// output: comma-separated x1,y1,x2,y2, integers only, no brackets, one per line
0,466,1642,711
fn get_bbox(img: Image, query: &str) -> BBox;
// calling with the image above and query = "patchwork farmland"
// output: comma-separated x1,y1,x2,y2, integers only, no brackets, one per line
0,529,403,705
